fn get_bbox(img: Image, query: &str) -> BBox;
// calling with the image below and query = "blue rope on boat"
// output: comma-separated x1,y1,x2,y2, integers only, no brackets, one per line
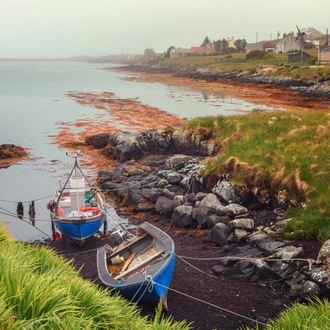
115,279,125,287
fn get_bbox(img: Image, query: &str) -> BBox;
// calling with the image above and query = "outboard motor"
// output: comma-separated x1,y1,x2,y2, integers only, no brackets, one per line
110,228,128,246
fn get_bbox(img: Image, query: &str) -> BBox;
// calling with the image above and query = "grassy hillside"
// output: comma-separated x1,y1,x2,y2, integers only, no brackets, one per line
0,224,190,330
188,110,330,241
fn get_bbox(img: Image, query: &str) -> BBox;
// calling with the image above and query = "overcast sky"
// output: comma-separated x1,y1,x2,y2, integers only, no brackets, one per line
0,0,329,58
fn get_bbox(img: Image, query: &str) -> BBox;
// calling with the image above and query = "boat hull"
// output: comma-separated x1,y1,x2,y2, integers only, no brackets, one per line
97,222,175,308
54,215,104,241
115,252,175,305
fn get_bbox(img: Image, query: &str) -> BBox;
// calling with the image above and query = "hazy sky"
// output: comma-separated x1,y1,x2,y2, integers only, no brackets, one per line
0,0,329,58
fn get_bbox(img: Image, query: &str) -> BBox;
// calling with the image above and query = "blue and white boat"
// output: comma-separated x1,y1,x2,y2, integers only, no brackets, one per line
97,222,175,309
47,151,107,245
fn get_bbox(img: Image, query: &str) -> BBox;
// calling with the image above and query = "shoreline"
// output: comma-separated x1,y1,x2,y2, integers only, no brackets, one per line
112,65,330,112
51,66,330,172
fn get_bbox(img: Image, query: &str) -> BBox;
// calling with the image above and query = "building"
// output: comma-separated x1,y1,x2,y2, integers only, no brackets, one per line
288,51,310,65
318,45,330,65
191,43,216,55
276,33,301,53
144,48,156,60
170,47,192,59
245,41,277,54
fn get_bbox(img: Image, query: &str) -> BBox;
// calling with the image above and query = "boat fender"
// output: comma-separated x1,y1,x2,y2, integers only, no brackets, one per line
57,208,65,216
79,206,100,214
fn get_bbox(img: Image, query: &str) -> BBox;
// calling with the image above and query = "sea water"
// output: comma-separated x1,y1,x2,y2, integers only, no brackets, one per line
0,61,269,241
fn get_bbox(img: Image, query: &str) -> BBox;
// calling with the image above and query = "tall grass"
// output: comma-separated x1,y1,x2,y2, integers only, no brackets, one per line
0,224,190,329
189,110,330,240
242,297,330,329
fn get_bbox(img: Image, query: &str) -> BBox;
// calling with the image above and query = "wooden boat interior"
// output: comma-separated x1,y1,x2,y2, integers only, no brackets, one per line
105,231,165,281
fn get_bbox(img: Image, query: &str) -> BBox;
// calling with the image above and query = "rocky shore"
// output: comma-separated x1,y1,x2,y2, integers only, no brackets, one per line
121,63,330,103
45,65,330,329
81,128,330,326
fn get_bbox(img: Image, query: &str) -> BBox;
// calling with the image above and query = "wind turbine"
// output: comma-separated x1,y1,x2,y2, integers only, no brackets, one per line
295,25,306,67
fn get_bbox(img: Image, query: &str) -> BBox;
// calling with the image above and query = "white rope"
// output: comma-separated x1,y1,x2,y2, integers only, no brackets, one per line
130,272,154,304
177,254,314,267
150,278,268,327
176,254,217,278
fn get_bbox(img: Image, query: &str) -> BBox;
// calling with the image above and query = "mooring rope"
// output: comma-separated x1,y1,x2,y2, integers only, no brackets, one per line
0,208,51,238
145,275,268,327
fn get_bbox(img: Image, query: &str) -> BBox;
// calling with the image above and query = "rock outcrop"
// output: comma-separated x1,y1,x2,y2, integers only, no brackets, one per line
0,144,28,169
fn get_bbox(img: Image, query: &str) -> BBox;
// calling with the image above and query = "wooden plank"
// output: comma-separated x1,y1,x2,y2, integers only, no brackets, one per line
121,252,136,272
114,250,164,280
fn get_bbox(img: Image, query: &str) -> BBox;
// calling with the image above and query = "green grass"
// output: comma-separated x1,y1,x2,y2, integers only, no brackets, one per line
0,224,190,330
188,110,330,241
242,297,330,329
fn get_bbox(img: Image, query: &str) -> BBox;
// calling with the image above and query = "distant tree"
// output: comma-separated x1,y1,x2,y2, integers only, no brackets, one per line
213,39,221,53
234,39,247,52
201,36,211,46
165,46,175,58
213,38,229,53
221,39,229,52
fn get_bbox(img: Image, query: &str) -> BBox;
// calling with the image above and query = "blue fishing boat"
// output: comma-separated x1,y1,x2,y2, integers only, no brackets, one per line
47,151,107,245
97,222,175,309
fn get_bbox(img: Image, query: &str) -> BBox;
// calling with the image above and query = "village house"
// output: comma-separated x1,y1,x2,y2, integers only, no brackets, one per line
245,40,277,54
144,48,156,60
299,27,323,45
191,43,216,55
170,43,216,59
169,47,192,59
318,45,330,65
276,32,301,53
226,36,236,48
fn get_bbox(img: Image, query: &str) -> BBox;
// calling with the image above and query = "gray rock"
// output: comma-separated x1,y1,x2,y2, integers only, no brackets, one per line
171,205,194,228
317,239,330,265
211,223,231,246
234,229,248,243
229,218,254,231
274,246,303,260
212,180,240,204
257,240,286,255
205,214,230,229
155,196,174,219
300,280,321,299
195,193,224,226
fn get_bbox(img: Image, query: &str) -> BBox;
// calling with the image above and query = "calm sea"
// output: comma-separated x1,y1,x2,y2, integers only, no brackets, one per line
0,61,267,241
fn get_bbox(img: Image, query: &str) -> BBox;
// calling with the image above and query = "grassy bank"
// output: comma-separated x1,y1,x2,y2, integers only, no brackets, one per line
147,51,330,82
0,224,190,330
187,109,330,241
243,297,330,329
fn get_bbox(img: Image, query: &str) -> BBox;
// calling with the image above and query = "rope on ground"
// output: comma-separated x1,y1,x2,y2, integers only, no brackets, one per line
175,253,217,278
177,254,314,270
146,275,268,327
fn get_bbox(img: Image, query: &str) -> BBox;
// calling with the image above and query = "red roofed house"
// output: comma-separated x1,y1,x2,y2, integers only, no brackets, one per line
191,43,216,55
